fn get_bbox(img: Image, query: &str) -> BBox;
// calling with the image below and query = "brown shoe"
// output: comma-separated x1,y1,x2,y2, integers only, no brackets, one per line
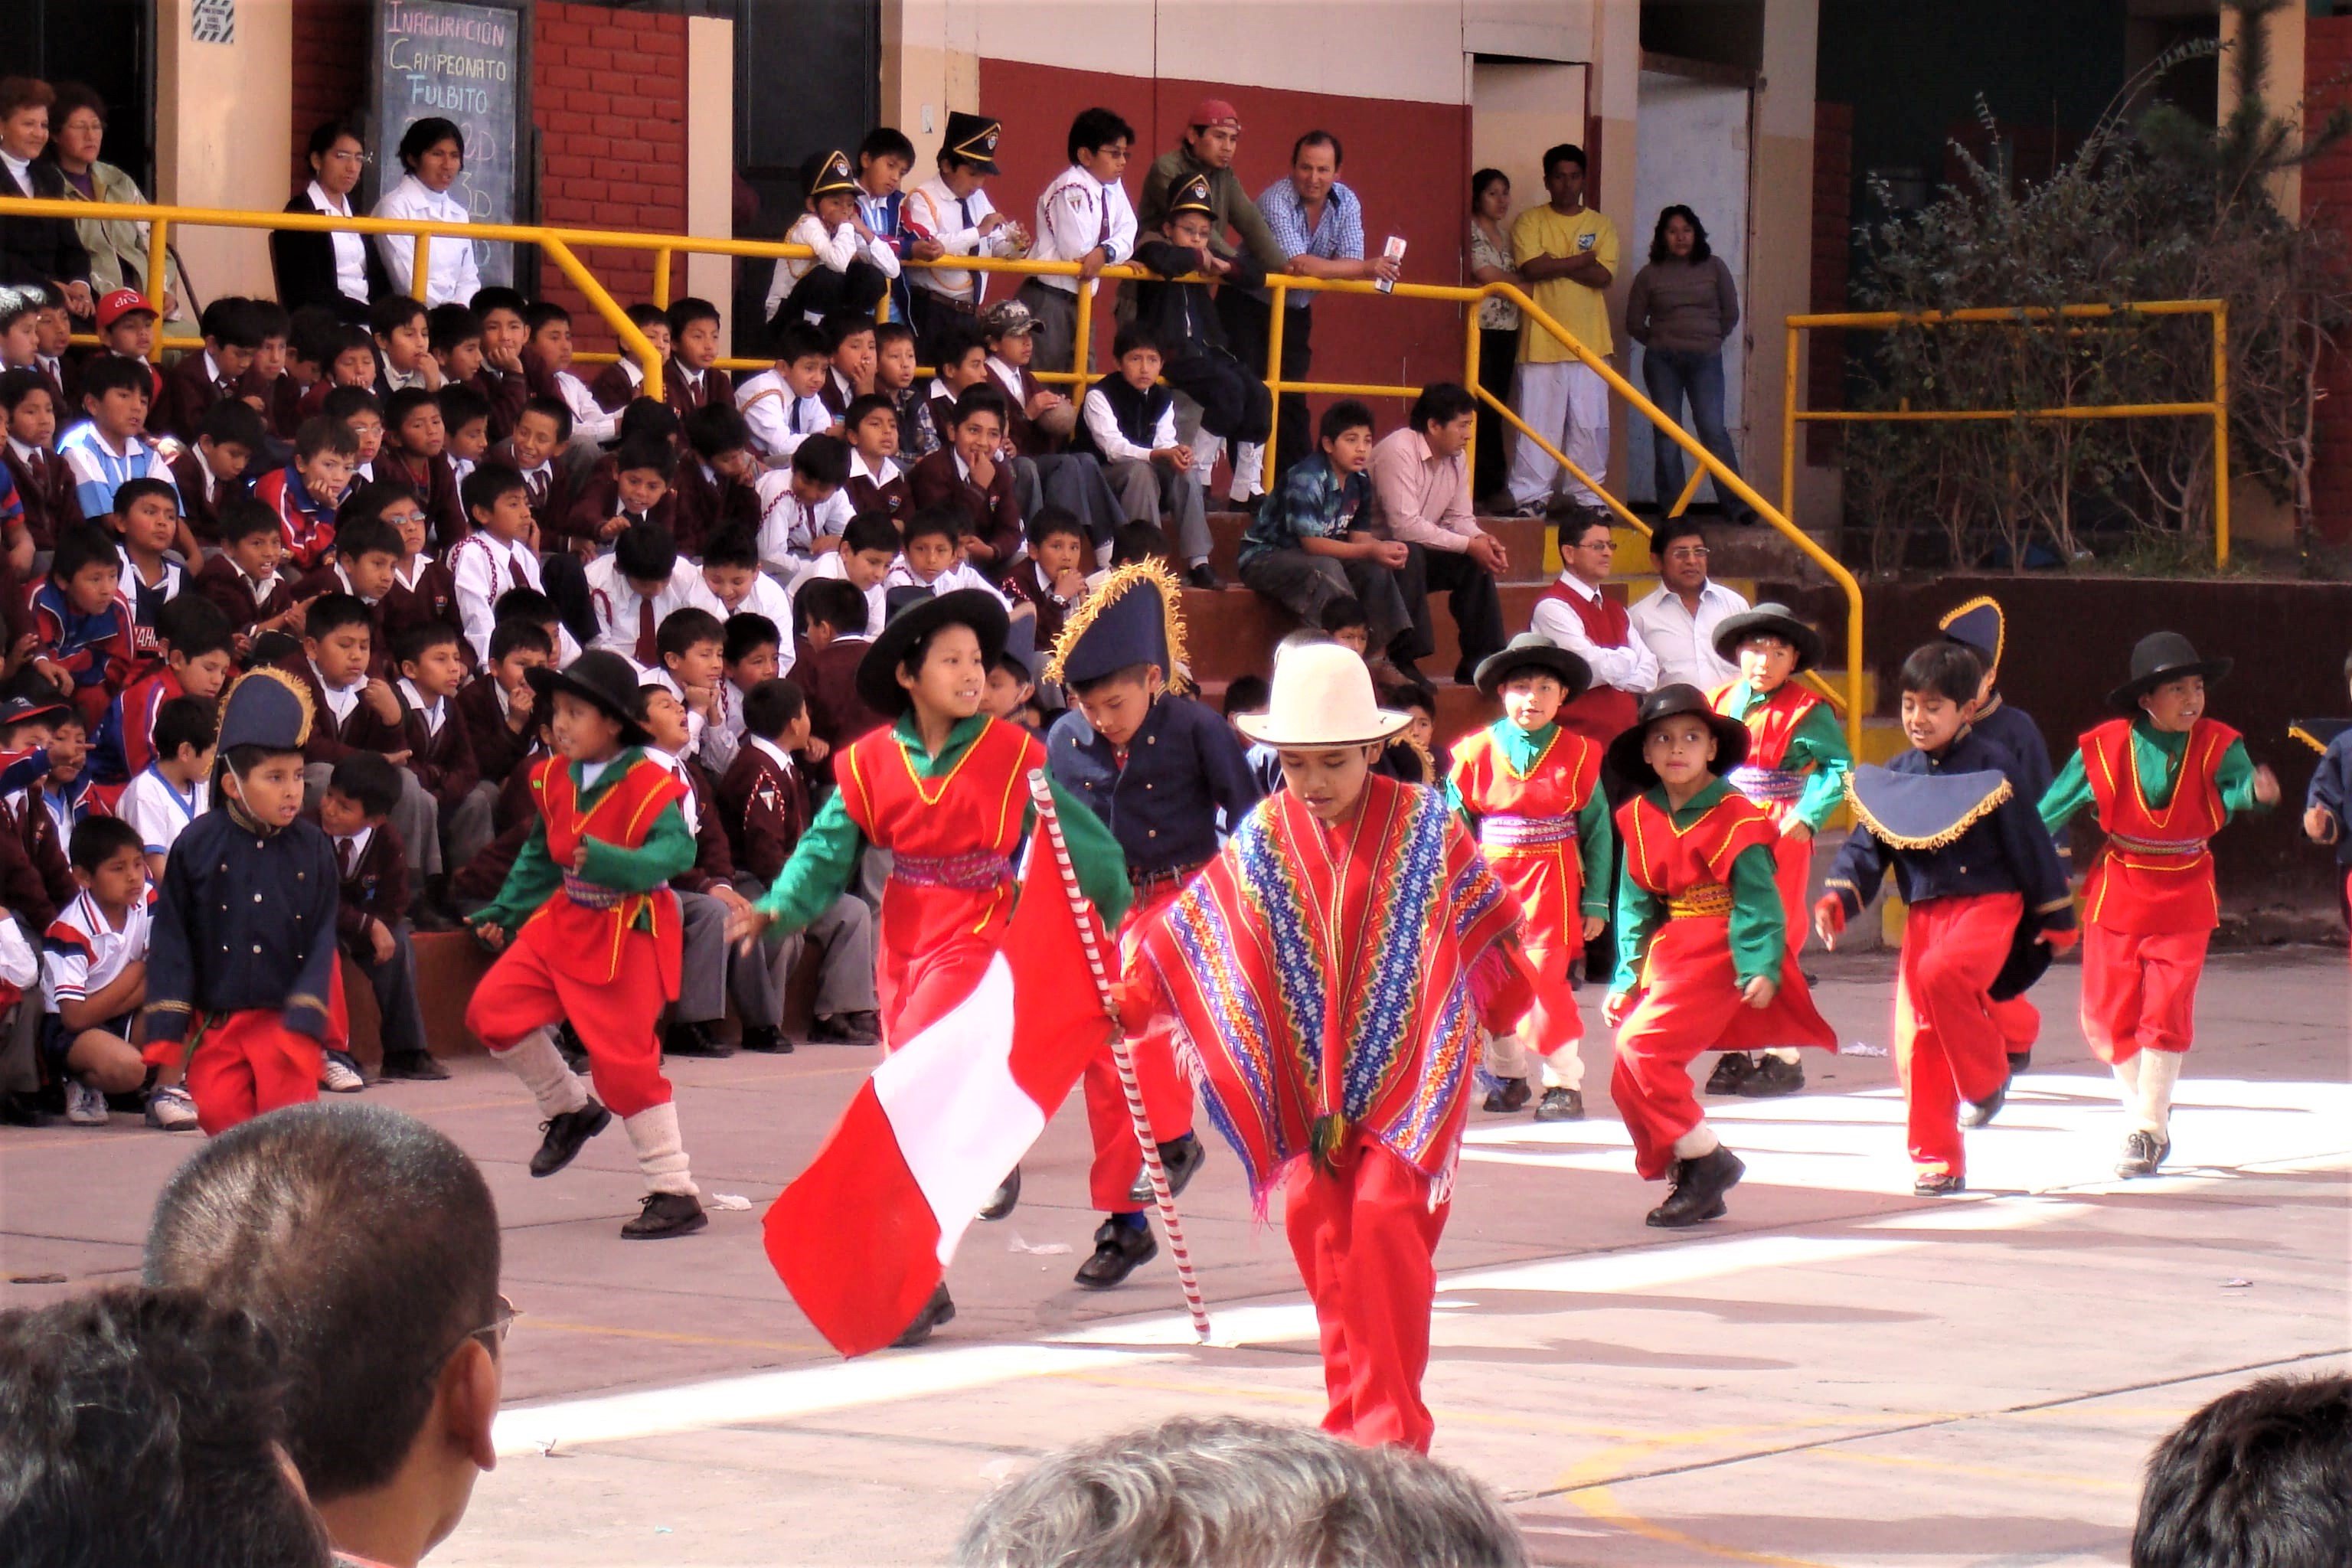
620,1191,707,1239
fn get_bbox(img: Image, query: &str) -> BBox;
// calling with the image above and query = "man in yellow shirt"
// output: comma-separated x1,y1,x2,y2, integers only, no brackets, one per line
1508,144,1619,520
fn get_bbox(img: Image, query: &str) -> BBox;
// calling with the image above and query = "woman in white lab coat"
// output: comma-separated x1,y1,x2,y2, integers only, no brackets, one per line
371,116,481,306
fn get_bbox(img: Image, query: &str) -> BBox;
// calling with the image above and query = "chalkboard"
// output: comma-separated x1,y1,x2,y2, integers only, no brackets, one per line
369,0,530,289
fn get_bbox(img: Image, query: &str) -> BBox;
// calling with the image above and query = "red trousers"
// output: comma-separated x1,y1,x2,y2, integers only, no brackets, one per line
1086,886,1197,1211
466,922,673,1118
1521,942,1583,1055
181,1012,324,1135
2079,923,2208,1064
1894,894,2018,1178
1284,1132,1449,1452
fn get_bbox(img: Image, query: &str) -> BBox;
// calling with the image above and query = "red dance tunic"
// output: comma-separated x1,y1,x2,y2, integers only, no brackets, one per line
1449,722,1605,964
2078,716,2239,936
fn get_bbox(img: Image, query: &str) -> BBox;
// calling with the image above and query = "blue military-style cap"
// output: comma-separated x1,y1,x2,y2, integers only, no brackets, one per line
1938,596,2005,669
1044,560,1190,692
217,668,315,753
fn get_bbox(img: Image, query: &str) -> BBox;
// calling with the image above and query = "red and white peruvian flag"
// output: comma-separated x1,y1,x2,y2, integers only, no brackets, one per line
763,854,1116,1357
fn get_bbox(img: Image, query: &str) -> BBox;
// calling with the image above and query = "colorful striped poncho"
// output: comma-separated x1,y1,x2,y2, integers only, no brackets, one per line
1125,773,1529,1206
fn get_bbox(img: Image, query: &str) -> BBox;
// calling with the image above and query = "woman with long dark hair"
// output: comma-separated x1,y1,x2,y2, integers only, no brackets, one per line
1466,167,1521,507
371,117,479,305
1625,204,1753,523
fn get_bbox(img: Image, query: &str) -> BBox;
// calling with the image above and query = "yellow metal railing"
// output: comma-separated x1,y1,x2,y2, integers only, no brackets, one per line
1784,300,2230,566
2,193,1864,740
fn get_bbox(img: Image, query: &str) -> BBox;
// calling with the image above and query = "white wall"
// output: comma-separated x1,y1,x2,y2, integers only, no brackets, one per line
154,0,291,303
685,15,735,343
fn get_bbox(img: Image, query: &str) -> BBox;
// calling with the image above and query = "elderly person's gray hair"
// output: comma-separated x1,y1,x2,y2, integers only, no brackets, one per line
953,1414,1527,1568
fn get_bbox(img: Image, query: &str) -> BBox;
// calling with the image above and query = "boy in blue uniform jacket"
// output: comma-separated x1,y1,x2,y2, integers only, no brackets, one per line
2298,674,2352,946
1045,561,1260,1289
141,668,342,1135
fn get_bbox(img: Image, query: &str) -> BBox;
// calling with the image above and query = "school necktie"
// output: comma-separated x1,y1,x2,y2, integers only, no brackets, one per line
217,373,238,400
526,472,548,512
635,599,658,667
338,838,356,880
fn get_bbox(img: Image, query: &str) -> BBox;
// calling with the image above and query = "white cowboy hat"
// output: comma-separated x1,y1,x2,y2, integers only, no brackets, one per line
1233,643,1411,749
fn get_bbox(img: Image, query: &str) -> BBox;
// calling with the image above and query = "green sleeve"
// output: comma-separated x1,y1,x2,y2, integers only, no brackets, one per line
753,787,868,933
1578,789,1615,920
1610,859,1663,995
1726,841,1787,986
1788,702,1854,834
2216,738,2269,819
1443,773,1472,825
471,817,560,934
2039,746,2094,835
1029,776,1133,929
579,802,696,893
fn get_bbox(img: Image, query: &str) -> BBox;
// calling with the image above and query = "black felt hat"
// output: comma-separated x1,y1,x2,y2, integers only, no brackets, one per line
1711,602,1824,674
857,589,1011,717
1605,683,1749,790
2107,631,2233,712
1472,632,1591,701
942,111,1003,175
526,650,655,747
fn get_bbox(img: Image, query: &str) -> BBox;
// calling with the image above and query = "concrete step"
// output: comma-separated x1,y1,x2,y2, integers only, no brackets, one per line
1201,510,1554,584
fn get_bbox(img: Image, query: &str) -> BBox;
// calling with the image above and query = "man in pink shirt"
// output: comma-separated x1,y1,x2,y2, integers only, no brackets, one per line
1366,382,1508,684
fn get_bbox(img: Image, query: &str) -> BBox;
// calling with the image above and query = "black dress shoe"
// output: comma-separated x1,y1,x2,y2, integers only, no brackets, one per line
1704,1053,1755,1096
529,1099,612,1177
1958,1079,2008,1129
1073,1217,1158,1289
0,1092,51,1127
621,1191,708,1239
2007,1050,2032,1075
1125,1132,1207,1205
410,901,463,933
1533,1086,1585,1122
891,1283,956,1348
1645,1146,1745,1227
662,1021,737,1059
1185,561,1226,591
808,1013,879,1045
1736,1056,1805,1098
1482,1076,1531,1113
739,1025,794,1054
2115,1129,2171,1178
1913,1171,1967,1197
377,1050,451,1081
978,1165,1021,1221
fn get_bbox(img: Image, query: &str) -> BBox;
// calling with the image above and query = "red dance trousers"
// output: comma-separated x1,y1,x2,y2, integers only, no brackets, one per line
2079,923,2209,1065
1283,1132,1449,1453
1085,887,1200,1210
1894,893,2018,1178
181,1012,323,1135
466,923,674,1119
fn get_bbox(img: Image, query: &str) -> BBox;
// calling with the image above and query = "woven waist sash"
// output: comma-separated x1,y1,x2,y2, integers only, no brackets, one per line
2105,832,2209,858
1479,814,1579,851
1667,883,1735,920
561,874,627,910
1727,764,1807,805
893,848,1016,891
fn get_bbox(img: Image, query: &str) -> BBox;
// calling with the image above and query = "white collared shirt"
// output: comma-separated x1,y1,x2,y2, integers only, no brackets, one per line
119,763,206,857
1032,164,1137,296
752,469,853,571
330,824,375,878
750,733,796,776
734,368,831,463
397,677,446,738
1628,580,1748,691
371,174,481,306
1527,572,1661,696
308,180,371,305
312,661,363,726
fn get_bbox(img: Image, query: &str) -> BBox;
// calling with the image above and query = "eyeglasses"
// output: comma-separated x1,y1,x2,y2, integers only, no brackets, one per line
1663,545,1710,561
1577,537,1617,552
386,509,428,528
452,1294,518,1361
323,148,372,167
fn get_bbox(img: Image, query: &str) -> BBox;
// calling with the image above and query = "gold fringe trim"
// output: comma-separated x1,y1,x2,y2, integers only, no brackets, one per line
1041,557,1191,694
222,665,316,749
1841,773,2014,851
1938,593,2005,668
2289,724,2329,756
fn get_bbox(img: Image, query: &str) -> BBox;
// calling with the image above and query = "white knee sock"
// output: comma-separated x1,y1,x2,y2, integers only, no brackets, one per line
2135,1051,2183,1138
1538,1040,1585,1092
1673,1122,1722,1160
1764,1047,1803,1066
2110,1052,2141,1109
1482,1027,1531,1080
492,1027,588,1119
624,1102,698,1197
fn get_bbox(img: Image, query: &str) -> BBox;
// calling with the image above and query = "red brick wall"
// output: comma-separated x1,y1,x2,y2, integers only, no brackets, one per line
2306,16,2352,544
289,0,370,188
1806,100,1853,466
533,2,690,351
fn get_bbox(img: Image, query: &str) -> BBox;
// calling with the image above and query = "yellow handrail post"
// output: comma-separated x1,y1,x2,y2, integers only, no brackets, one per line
1070,282,1094,403
1261,279,1288,488
410,231,432,302
1782,319,1800,524
2211,303,2230,568
1666,459,1707,519
144,215,170,361
1462,296,1483,485
541,235,663,403
652,248,672,310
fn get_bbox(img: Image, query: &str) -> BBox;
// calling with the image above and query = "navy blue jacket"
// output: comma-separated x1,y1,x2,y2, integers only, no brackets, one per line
143,805,341,1045
1971,696,2056,811
1049,693,1261,880
1824,728,2075,932
2308,730,2352,868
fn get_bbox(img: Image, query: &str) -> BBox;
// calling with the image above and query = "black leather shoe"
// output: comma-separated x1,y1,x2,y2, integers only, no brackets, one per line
0,1092,51,1128
378,1050,451,1081
1913,1171,1967,1197
1482,1076,1531,1113
2007,1050,2032,1075
739,1025,794,1054
891,1283,956,1348
530,1099,611,1177
662,1021,737,1059
1645,1146,1745,1227
1125,1132,1207,1205
1737,1056,1805,1098
1704,1053,1755,1096
410,900,463,933
2115,1129,2171,1178
1958,1080,2008,1129
1073,1217,1158,1289
1534,1086,1585,1122
1185,562,1225,591
808,1013,880,1045
621,1191,707,1239
978,1165,1021,1221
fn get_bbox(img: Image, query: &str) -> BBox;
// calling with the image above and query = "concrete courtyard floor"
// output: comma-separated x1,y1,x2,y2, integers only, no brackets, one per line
3,946,2347,1567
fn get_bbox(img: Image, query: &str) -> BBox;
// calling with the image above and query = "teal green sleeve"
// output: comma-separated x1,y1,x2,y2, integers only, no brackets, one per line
1726,841,1787,986
1443,773,1472,825
2039,746,2094,835
753,787,868,933
1611,860,1663,995
579,803,696,892
471,817,560,934
1029,776,1133,928
1788,701,1854,833
1578,788,1614,920
2216,738,2270,819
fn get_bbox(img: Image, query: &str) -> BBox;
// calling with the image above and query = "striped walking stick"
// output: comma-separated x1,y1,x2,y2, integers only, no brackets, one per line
1025,769,1212,1343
